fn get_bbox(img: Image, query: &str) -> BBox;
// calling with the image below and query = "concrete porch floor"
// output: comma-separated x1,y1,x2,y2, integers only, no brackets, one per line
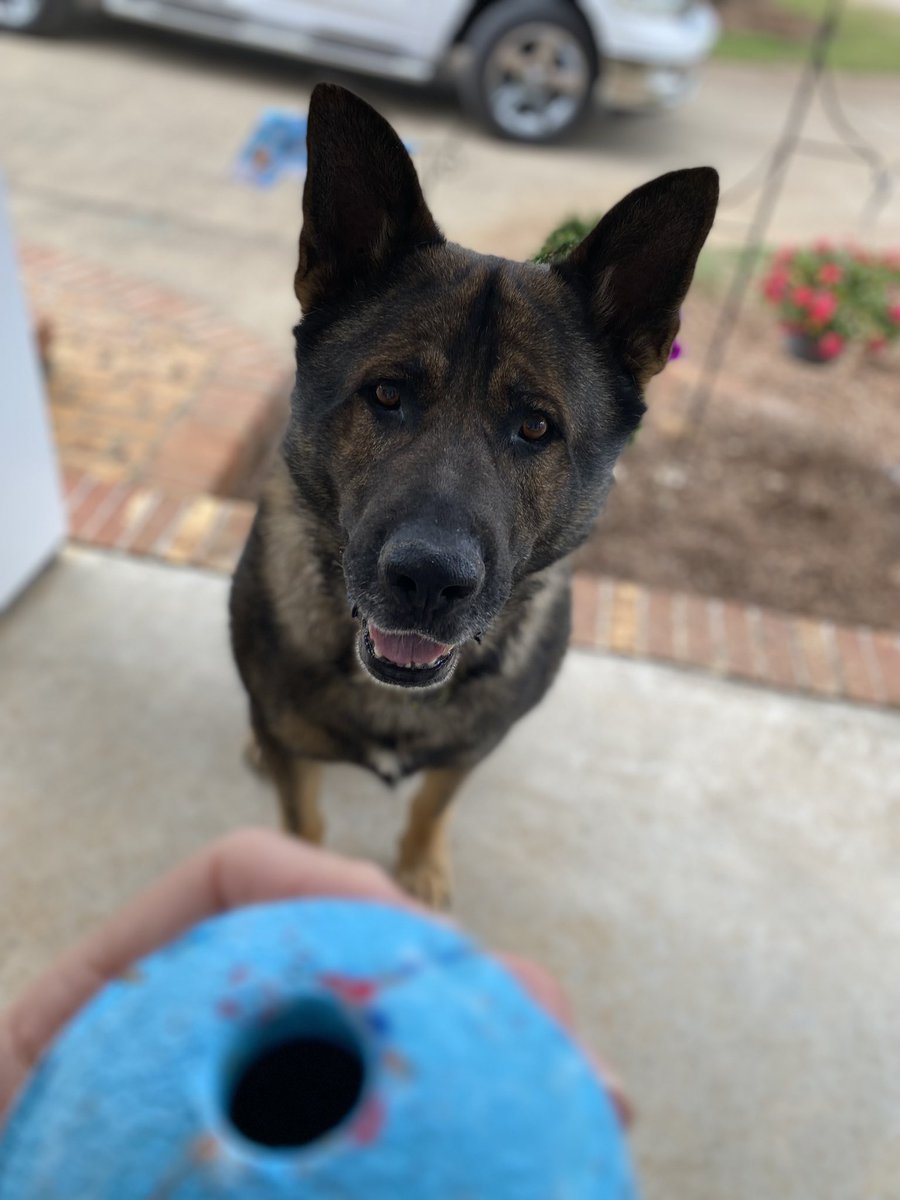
1,547,899,1199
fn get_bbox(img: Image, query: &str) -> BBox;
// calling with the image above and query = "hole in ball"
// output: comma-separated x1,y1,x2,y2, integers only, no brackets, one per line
226,999,367,1150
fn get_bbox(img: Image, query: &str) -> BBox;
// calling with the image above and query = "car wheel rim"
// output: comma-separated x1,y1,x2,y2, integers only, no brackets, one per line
0,0,44,25
484,22,590,138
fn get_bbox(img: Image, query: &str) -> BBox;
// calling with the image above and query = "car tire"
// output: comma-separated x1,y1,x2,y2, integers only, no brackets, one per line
458,0,598,143
0,0,73,34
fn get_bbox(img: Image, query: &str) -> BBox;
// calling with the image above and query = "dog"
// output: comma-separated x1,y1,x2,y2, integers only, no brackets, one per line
230,83,718,906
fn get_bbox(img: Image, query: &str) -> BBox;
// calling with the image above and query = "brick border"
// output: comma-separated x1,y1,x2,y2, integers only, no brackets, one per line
63,467,255,576
21,243,289,498
570,570,900,709
62,467,900,711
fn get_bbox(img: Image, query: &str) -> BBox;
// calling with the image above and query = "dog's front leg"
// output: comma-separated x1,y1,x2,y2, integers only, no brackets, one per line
396,768,469,909
275,756,325,845
250,727,325,844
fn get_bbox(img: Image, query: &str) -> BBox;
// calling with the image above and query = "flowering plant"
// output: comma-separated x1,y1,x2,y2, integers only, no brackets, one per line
762,241,900,361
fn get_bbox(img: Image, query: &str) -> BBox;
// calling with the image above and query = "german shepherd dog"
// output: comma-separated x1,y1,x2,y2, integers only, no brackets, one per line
230,83,718,906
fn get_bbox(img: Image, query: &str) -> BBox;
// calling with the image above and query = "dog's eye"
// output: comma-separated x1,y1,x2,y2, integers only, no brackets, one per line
520,413,551,443
374,382,402,410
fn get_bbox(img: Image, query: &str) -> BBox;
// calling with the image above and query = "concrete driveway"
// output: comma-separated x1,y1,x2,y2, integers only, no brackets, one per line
2,23,900,343
2,548,900,1200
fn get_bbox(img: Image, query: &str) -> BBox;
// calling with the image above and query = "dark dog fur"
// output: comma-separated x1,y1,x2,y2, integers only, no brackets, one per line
230,83,718,904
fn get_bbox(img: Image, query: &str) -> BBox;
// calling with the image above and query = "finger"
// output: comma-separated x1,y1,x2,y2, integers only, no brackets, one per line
582,1051,635,1129
500,953,634,1129
499,952,574,1027
1,829,406,1118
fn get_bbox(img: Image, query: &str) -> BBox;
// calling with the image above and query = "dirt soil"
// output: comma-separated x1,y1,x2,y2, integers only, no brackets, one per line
719,0,817,40
576,290,900,631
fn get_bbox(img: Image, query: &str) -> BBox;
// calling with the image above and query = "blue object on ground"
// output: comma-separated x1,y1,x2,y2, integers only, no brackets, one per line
0,899,636,1198
234,110,414,186
235,110,309,187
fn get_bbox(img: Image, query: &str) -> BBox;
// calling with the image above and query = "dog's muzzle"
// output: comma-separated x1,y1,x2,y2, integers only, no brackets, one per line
349,526,487,689
358,622,458,689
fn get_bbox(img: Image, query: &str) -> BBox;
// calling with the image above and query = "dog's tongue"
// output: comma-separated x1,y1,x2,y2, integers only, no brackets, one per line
369,625,451,667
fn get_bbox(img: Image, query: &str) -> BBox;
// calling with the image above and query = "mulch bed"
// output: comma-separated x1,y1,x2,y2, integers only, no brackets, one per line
576,289,900,632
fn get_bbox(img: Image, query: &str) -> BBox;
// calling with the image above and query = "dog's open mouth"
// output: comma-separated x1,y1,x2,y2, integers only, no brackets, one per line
359,622,458,689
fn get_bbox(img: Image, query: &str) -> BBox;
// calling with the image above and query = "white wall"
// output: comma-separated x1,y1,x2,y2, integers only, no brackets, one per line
0,174,66,612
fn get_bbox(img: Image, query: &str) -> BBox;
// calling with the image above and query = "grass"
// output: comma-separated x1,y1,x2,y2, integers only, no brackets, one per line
715,0,900,74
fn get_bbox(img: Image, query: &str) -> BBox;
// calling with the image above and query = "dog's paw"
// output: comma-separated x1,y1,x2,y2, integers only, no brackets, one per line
243,733,269,777
395,853,454,911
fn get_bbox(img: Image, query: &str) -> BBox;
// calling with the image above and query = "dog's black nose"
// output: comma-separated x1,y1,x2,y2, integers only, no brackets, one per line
379,534,484,626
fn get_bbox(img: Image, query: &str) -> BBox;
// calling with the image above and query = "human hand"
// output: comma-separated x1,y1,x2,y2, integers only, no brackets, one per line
0,828,630,1124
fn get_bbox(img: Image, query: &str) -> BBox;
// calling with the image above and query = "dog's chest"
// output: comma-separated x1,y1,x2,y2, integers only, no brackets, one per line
320,675,473,783
365,746,405,785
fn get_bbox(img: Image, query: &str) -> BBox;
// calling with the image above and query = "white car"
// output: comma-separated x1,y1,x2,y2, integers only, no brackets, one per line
1,0,719,142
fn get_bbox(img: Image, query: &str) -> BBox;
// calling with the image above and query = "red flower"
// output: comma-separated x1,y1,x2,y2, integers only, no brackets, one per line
889,303,900,324
818,263,843,285
808,291,838,324
818,332,844,360
792,286,814,307
814,238,833,254
764,271,788,301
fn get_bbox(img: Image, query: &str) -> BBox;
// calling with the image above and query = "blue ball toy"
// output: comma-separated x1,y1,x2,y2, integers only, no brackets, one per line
0,899,636,1198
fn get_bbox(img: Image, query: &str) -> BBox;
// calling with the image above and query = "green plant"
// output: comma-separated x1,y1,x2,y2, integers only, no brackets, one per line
761,242,900,359
532,216,597,264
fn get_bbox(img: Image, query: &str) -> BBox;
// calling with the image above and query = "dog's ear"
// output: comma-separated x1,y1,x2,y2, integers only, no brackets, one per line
294,83,443,311
560,168,719,383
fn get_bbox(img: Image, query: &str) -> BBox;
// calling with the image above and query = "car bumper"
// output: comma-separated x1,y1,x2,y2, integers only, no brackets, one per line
598,3,720,67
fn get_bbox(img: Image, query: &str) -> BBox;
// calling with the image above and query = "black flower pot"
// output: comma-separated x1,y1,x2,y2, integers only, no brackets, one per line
786,333,836,364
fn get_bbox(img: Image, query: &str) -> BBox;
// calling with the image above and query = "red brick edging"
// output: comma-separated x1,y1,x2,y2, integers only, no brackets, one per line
570,575,900,709
63,467,255,575
21,243,289,498
63,468,900,711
